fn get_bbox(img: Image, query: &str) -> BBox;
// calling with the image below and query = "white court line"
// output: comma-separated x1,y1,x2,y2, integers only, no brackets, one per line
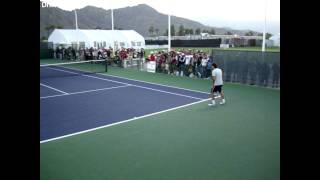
40,85,131,99
102,73,210,95
45,66,82,75
82,74,129,86
45,65,210,95
82,74,204,100
40,98,211,144
45,66,130,86
131,85,203,100
45,67,204,100
40,83,69,95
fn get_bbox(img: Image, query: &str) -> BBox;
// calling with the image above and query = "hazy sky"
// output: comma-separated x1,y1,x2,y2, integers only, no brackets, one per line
43,0,280,33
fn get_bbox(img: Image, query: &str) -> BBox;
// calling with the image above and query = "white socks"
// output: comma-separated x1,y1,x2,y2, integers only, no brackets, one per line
209,99,226,106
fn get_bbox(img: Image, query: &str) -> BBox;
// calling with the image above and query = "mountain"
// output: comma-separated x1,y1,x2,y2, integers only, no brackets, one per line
40,3,259,38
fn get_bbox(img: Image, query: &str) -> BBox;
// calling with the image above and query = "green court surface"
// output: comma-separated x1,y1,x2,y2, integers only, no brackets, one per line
40,61,280,180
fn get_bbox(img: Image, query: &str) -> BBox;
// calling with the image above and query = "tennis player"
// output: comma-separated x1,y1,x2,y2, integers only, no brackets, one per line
208,63,226,106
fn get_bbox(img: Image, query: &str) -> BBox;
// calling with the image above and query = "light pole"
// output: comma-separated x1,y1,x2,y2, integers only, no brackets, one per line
168,14,171,52
74,9,79,51
262,0,267,52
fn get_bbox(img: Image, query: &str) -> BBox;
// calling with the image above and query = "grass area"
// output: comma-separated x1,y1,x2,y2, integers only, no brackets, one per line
41,63,280,180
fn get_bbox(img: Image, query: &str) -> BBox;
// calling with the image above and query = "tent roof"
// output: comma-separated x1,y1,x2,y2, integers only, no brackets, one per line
48,29,145,46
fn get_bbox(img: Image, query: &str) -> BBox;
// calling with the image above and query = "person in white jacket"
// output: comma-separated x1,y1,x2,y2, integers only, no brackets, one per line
208,63,226,106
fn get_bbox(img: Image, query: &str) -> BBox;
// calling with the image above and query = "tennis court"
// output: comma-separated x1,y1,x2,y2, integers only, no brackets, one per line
40,59,280,180
40,60,210,142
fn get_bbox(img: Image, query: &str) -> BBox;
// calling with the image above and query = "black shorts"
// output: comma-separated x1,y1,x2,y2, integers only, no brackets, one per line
211,85,223,93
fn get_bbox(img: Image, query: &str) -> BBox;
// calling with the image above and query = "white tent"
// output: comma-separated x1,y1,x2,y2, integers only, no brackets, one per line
48,29,145,50
268,33,280,47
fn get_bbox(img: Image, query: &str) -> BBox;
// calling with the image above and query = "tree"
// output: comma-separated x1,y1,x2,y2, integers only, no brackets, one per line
155,28,159,36
170,25,175,36
40,36,47,41
225,31,233,35
184,29,194,35
245,31,254,36
56,25,64,29
210,28,215,35
266,33,273,39
202,29,209,33
189,29,194,35
178,25,185,36
95,26,102,29
185,29,190,35
195,28,201,35
164,29,168,36
148,25,154,36
257,32,272,39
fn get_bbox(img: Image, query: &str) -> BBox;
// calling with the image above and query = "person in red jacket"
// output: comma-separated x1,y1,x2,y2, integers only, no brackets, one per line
149,52,155,61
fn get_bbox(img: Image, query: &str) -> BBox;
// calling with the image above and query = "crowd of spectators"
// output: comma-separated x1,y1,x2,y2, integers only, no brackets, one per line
53,46,145,66
52,46,279,88
146,49,214,79
145,48,280,87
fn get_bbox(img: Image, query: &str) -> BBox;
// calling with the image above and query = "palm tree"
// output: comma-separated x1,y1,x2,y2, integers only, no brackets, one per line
195,28,201,35
164,29,168,36
210,28,215,35
178,25,185,36
148,25,154,36
170,25,175,36
189,29,194,35
155,28,159,36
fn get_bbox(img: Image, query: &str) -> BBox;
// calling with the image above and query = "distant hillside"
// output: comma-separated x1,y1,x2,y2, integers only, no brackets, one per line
40,3,259,38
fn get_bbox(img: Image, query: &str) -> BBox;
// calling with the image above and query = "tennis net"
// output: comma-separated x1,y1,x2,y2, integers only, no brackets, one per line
40,60,107,79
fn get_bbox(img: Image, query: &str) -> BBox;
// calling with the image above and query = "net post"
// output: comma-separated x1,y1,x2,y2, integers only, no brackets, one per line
105,59,108,72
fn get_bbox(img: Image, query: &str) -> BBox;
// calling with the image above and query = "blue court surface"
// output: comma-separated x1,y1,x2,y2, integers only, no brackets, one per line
40,66,210,142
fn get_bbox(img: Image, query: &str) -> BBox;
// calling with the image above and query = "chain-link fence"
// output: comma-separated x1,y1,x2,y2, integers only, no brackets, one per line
211,49,280,88
40,42,54,59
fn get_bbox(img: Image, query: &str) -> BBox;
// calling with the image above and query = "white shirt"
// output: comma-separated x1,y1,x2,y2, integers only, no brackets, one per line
201,58,208,67
212,68,223,86
185,55,192,65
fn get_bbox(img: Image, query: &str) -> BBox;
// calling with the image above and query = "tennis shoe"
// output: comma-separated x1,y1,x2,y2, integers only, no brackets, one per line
208,100,216,106
220,99,226,105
